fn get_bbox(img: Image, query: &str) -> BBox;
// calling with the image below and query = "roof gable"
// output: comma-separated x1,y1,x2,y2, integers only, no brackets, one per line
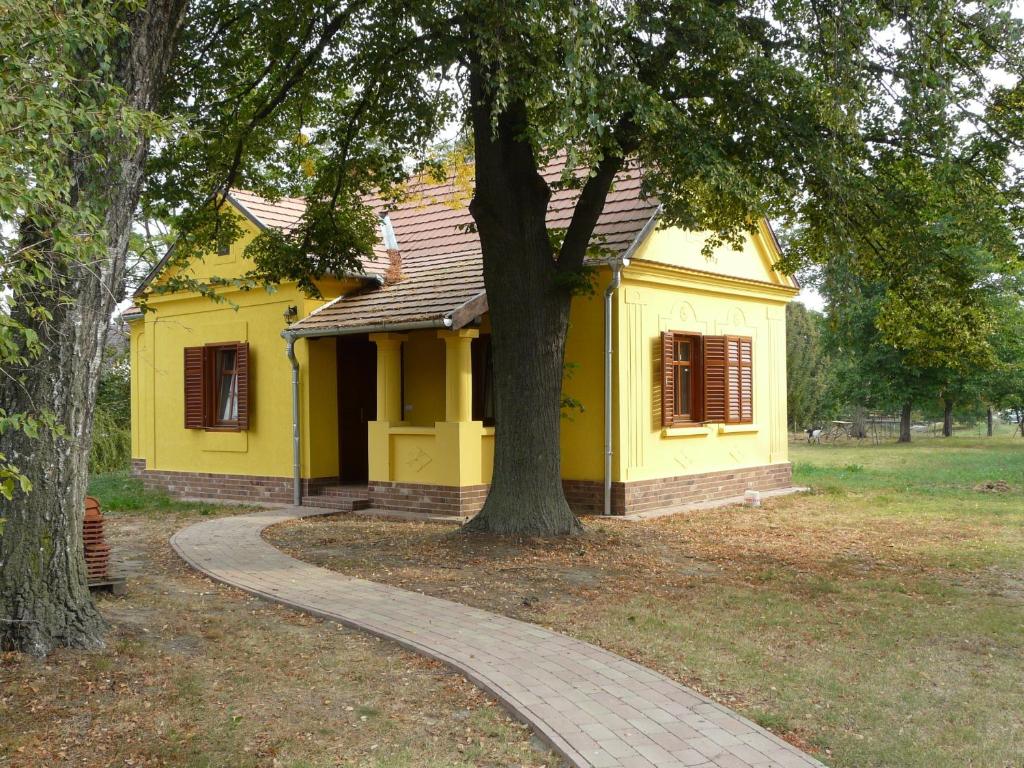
144,197,264,294
630,219,799,290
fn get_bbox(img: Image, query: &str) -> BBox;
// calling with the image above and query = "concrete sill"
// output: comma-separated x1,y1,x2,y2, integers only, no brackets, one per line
661,425,710,438
388,426,436,435
717,424,759,434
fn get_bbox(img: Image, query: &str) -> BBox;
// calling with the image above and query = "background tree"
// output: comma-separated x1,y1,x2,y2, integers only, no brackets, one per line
783,0,1024,443
785,302,834,432
0,0,187,654
980,292,1024,436
816,262,943,442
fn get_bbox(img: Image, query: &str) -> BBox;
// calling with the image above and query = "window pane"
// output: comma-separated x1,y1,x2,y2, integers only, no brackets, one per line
674,339,690,362
217,349,238,422
673,365,692,417
679,366,691,416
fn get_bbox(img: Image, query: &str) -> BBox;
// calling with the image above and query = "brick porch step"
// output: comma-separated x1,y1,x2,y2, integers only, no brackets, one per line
304,484,371,512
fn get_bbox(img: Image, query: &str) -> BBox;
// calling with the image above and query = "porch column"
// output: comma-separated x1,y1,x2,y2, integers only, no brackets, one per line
367,333,406,485
439,328,478,422
369,333,406,422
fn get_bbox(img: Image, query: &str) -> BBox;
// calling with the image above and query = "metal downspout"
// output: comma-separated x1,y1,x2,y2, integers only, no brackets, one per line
603,260,624,516
285,335,301,506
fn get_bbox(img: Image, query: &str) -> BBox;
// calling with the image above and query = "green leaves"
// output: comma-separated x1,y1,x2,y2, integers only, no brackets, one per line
1,1,171,499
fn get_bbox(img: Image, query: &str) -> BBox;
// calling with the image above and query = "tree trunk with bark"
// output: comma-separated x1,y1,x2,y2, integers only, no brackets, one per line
0,0,187,655
461,71,633,536
899,402,912,443
942,397,953,437
461,81,579,536
987,406,994,437
851,406,867,439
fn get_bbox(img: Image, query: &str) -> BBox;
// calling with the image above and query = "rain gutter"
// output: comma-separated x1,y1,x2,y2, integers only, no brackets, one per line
602,205,662,516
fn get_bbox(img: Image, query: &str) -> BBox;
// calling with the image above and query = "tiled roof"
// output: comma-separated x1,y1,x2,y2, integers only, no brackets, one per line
229,190,307,231
293,251,485,333
288,162,658,335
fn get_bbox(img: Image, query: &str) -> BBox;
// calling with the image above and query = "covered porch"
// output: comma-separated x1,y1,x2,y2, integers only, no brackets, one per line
366,328,495,517
287,322,496,518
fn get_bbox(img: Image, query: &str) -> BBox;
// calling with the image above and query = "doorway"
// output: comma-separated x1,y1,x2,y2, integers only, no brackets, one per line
336,334,377,483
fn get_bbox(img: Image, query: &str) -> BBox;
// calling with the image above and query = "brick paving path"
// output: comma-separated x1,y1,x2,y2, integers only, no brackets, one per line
171,507,826,768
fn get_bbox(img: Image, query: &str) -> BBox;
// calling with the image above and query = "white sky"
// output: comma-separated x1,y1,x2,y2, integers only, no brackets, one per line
795,285,825,312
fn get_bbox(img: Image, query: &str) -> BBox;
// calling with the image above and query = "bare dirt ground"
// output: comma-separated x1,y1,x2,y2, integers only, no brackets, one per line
0,511,559,768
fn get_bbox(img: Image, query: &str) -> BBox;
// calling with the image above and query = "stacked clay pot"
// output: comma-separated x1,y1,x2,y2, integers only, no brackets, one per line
83,496,110,581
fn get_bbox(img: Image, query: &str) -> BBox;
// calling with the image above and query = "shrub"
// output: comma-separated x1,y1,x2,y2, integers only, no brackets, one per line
89,406,131,475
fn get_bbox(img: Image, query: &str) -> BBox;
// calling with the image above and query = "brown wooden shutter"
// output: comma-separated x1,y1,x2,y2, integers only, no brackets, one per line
739,337,753,422
702,336,727,422
235,342,250,430
184,346,206,429
724,336,753,423
661,331,675,427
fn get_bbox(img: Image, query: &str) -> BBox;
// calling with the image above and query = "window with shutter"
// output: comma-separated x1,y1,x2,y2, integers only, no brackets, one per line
235,342,250,430
183,342,250,430
702,336,727,423
661,331,703,426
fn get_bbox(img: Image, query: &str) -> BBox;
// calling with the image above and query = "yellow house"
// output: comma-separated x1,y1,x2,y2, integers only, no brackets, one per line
127,170,799,517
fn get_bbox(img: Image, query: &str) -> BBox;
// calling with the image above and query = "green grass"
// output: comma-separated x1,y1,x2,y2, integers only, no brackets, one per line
560,434,1024,767
792,433,1024,498
86,470,221,514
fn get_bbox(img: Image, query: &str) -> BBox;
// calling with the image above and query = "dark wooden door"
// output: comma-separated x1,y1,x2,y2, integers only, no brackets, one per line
337,334,377,483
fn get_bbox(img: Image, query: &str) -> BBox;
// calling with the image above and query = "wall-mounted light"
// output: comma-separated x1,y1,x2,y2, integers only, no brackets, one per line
283,305,298,325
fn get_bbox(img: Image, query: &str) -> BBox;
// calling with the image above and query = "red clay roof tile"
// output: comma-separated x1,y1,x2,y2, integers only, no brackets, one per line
247,163,658,334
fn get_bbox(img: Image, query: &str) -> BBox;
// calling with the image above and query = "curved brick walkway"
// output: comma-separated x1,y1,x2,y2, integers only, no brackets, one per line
171,507,825,768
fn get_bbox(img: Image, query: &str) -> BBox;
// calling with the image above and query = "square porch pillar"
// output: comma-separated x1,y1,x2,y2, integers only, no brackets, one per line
368,332,406,482
434,328,485,487
438,328,479,423
369,332,407,422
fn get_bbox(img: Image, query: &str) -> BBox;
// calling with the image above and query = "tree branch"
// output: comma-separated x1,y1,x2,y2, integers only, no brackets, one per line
557,119,639,270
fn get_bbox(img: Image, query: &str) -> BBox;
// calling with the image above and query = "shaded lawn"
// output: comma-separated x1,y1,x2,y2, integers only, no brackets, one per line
267,435,1024,768
86,471,222,515
1,500,558,768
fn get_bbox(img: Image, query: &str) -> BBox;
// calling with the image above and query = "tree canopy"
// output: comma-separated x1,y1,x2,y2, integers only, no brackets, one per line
136,0,1024,533
4,0,1024,657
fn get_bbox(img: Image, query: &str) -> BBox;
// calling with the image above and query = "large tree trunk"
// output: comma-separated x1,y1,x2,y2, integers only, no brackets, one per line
0,0,187,655
942,397,954,437
460,67,636,536
461,75,582,536
898,402,912,443
851,406,867,439
987,406,994,437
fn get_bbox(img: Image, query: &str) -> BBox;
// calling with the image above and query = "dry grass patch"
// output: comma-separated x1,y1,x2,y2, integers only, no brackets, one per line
266,437,1024,768
0,510,559,768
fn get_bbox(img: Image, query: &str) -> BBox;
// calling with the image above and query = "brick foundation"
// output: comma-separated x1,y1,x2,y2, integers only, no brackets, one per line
132,459,336,505
562,462,793,516
368,481,490,518
133,459,792,517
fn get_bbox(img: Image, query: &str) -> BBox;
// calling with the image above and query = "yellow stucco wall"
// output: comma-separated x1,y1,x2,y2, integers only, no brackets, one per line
558,273,609,482
612,226,794,483
129,205,351,480
633,220,794,289
402,331,446,426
